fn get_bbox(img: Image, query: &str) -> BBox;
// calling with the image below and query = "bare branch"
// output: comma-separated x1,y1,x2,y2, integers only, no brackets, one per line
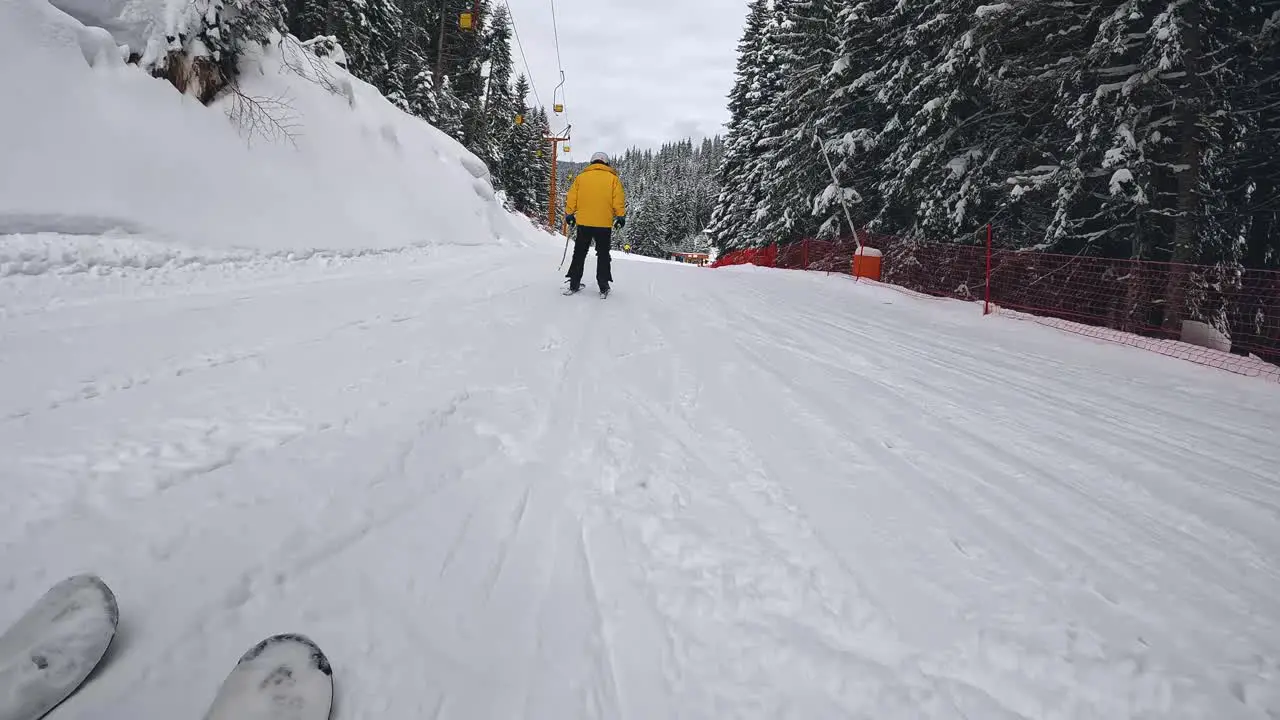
277,34,345,97
225,86,300,148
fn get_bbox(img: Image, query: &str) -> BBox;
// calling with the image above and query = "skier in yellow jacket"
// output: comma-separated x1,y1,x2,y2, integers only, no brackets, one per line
565,152,627,296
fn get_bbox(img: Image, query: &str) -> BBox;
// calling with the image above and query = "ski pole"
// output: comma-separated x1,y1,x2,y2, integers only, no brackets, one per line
559,226,573,270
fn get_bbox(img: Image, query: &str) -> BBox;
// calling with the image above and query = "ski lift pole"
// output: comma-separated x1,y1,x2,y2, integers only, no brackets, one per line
814,129,861,252
545,126,571,232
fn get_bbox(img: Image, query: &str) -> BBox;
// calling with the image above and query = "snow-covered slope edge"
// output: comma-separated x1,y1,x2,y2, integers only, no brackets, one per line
0,0,537,255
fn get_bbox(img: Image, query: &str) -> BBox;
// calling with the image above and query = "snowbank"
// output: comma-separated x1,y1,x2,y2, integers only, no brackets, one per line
0,0,534,254
0,231,466,278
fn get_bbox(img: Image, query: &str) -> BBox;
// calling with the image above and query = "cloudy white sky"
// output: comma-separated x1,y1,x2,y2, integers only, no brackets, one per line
502,0,749,159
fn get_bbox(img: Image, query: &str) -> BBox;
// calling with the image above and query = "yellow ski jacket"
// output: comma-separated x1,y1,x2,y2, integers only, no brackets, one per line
566,163,627,229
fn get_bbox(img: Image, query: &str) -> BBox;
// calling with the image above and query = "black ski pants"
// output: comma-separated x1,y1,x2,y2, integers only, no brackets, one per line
568,225,613,291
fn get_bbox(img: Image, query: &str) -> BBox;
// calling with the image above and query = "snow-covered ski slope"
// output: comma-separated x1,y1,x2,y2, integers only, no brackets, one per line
3,239,1278,720
3,1,1279,715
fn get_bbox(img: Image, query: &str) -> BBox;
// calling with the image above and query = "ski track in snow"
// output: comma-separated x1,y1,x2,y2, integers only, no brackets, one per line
1,243,1278,719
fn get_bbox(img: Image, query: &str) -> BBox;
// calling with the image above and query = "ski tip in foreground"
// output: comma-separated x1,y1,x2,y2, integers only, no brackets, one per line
204,634,333,720
0,574,119,720
239,634,332,677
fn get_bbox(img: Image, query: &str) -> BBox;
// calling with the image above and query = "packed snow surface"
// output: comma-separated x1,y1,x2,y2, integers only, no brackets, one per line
2,237,1278,719
3,1,1279,716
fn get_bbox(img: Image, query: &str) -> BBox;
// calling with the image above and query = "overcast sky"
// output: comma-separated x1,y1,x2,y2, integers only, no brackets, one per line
502,0,749,159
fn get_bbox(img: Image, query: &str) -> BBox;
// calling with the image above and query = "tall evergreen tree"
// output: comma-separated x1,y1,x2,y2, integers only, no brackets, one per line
707,0,771,250
730,0,794,247
532,108,554,223
449,0,494,157
482,6,517,188
757,0,840,244
500,75,544,215
1239,2,1280,269
283,0,327,42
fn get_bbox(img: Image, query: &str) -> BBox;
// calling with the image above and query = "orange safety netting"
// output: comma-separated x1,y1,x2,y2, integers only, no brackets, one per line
712,234,1280,382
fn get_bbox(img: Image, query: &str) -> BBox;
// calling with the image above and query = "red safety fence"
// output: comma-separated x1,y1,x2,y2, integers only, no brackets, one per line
712,232,1280,382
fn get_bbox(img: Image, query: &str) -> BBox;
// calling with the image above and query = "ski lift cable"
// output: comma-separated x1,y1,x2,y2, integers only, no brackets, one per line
547,0,573,142
549,0,564,74
502,0,543,110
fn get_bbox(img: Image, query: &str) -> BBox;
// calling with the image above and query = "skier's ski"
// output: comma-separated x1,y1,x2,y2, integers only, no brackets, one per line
0,575,118,720
204,634,333,720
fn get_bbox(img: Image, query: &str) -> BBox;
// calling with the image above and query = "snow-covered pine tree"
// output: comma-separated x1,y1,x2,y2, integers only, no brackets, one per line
284,0,327,42
499,75,542,214
864,0,997,242
146,0,288,103
729,0,795,248
812,0,894,237
392,0,440,85
482,6,517,189
1151,1,1276,330
756,0,840,246
283,0,404,102
1048,2,1183,260
450,0,494,160
1045,1,1251,268
366,0,407,105
964,0,1092,249
1238,1,1280,269
692,137,725,234
707,0,771,250
1222,2,1280,352
532,108,554,223
514,120,547,217
626,191,667,257
659,144,689,248
434,75,468,139
383,0,465,138
279,0,497,150
327,1,372,80
227,0,289,47
1193,0,1280,273
876,0,1088,247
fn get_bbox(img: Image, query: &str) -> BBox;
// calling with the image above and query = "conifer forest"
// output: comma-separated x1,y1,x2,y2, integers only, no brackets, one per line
283,0,553,220
708,0,1279,275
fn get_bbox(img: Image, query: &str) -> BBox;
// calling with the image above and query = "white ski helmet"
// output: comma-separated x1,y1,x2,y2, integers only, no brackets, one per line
590,151,610,165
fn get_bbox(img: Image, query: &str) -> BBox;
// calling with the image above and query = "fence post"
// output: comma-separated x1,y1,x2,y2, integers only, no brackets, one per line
984,223,993,316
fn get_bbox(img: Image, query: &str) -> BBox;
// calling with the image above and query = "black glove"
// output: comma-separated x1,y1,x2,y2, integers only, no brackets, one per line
565,214,576,228
614,216,626,230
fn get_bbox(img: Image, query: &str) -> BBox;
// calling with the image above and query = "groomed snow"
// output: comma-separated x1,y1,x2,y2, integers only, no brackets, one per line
2,237,1278,719
3,1,1280,717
